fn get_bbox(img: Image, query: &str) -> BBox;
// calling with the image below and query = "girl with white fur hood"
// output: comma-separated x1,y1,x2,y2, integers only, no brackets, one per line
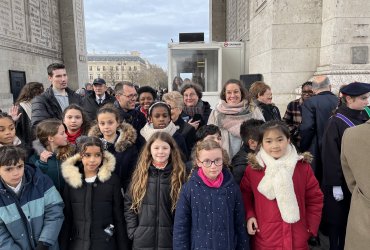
60,136,129,250
240,120,323,250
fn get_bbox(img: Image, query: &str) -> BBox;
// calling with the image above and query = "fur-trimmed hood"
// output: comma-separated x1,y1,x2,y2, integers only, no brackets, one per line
248,150,313,171
88,121,137,152
61,151,116,188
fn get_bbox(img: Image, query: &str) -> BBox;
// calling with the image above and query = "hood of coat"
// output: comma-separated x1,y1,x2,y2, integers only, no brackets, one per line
247,150,313,171
88,121,137,152
61,150,116,188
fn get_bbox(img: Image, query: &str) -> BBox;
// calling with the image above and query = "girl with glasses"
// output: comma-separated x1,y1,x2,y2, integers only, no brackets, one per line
173,139,249,250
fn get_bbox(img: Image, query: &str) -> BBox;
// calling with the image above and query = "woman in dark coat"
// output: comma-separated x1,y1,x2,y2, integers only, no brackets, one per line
60,137,129,250
180,83,212,129
15,82,44,147
249,81,281,121
321,82,370,250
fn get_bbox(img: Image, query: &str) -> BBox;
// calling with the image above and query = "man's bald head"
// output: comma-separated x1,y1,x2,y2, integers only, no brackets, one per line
312,75,330,90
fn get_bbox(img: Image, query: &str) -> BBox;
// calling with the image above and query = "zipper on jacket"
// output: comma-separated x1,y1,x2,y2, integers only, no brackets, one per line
155,169,160,250
9,188,35,248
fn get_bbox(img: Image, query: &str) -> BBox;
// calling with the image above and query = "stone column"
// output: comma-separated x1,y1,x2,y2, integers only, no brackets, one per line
248,0,322,112
59,0,88,90
210,0,226,42
316,0,370,92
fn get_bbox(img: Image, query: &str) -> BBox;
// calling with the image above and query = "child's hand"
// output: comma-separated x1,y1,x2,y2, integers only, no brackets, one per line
188,118,200,130
40,150,53,162
8,105,22,122
247,217,259,235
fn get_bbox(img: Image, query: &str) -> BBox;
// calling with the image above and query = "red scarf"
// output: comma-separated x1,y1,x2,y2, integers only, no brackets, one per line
198,168,223,188
140,106,148,118
152,160,168,170
66,128,82,144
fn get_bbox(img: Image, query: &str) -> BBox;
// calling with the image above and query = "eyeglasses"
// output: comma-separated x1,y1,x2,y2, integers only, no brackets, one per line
198,158,223,168
118,93,138,99
302,91,313,96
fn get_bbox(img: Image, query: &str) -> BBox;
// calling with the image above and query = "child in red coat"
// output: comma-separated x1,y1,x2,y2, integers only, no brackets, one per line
240,120,323,250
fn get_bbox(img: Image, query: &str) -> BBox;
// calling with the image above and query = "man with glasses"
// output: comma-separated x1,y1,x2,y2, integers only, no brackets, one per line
283,81,313,149
114,81,147,148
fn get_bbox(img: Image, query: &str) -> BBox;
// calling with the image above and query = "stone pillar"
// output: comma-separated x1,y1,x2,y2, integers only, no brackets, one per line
248,0,322,112
59,0,88,90
210,0,226,42
316,0,370,92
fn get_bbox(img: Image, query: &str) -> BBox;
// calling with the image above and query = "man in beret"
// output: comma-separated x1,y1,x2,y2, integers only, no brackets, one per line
82,78,115,121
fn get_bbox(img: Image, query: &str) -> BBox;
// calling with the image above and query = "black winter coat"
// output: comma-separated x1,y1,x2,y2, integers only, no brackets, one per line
321,106,368,225
16,104,33,148
124,164,175,250
82,91,115,121
299,91,338,182
88,122,138,192
255,100,281,121
231,144,254,185
31,86,82,128
60,152,129,250
174,116,196,155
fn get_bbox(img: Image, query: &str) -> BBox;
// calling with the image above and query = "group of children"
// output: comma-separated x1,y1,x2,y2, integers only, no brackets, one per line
0,99,324,250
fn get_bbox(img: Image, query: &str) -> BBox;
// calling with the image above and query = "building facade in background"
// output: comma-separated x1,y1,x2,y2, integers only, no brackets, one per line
0,0,88,110
210,0,370,111
87,52,148,86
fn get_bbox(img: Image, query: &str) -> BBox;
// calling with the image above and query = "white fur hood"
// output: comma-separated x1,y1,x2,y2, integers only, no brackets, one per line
61,151,116,188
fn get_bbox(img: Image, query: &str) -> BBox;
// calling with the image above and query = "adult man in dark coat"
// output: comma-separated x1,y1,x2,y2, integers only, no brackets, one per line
299,75,338,184
31,63,82,129
114,81,147,150
82,78,115,121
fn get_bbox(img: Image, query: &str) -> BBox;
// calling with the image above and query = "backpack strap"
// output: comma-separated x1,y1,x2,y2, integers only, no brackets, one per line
335,113,355,127
364,106,370,118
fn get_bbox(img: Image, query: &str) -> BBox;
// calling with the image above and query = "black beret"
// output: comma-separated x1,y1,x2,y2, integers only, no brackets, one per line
340,82,370,96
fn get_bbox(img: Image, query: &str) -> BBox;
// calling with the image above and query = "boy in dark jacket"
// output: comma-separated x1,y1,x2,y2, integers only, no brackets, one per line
231,119,264,185
0,146,64,250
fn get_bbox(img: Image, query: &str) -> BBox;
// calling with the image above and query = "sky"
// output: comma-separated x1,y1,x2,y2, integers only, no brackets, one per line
84,0,209,70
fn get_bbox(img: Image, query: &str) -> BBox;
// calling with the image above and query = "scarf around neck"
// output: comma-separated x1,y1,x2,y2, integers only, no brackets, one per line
256,144,302,223
216,100,263,137
183,100,204,118
198,168,224,188
66,128,82,144
140,121,179,141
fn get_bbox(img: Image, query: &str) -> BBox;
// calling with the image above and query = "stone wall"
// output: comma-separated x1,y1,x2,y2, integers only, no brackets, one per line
211,0,370,113
0,0,87,111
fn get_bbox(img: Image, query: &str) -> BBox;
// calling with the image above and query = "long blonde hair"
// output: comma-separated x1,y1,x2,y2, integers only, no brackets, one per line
129,132,186,213
189,139,230,180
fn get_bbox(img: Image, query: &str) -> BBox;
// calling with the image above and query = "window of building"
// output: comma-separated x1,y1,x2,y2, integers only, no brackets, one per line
116,74,119,80
129,66,132,71
110,66,114,71
89,66,92,71
103,66,106,71
97,74,100,78
121,66,124,71
97,66,100,71
133,66,137,71
89,74,93,80
116,66,119,71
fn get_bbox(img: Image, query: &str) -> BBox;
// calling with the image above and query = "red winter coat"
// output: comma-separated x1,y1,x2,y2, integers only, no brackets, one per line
240,154,323,250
